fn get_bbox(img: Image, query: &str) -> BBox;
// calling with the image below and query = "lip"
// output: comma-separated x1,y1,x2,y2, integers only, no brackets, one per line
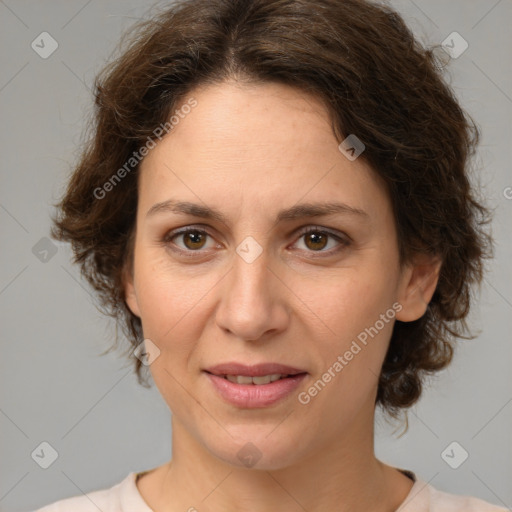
205,362,306,377
203,362,308,408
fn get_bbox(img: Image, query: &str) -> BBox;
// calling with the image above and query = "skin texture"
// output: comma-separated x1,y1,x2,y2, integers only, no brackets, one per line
124,80,441,512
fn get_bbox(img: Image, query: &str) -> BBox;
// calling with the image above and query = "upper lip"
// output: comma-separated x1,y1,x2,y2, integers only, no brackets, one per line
204,362,307,377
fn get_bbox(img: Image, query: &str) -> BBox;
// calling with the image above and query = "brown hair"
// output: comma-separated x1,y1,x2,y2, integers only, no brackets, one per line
51,0,493,418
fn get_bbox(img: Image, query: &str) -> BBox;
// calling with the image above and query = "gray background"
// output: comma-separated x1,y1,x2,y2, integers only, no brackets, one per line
0,0,511,510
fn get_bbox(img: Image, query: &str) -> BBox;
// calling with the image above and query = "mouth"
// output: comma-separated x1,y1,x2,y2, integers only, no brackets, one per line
203,362,308,408
204,362,307,378
213,373,301,385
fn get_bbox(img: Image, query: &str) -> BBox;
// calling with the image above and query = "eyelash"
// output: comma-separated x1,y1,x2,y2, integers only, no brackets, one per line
162,225,351,258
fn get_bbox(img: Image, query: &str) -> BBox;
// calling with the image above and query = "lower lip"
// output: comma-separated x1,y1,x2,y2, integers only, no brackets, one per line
205,372,307,408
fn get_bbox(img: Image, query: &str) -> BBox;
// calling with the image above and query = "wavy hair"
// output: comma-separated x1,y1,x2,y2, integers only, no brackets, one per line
51,0,493,419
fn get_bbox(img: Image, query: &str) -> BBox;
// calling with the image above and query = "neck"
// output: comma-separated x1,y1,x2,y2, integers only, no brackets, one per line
140,406,413,512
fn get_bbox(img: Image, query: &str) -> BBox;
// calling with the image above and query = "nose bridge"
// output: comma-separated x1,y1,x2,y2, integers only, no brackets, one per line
229,239,275,310
215,237,288,340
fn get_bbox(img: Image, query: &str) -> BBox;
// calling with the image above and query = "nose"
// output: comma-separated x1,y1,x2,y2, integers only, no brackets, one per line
214,244,290,342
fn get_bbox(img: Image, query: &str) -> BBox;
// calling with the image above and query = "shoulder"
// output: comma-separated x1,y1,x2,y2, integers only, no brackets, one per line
400,472,508,512
429,484,508,512
32,473,141,512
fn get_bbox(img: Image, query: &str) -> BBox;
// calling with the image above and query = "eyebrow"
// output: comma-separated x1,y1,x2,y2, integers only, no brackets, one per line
146,199,369,224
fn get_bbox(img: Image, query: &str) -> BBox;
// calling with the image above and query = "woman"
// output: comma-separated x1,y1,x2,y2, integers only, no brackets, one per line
35,0,505,510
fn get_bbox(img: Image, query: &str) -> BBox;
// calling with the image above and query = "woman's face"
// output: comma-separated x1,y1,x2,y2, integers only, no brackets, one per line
125,80,436,469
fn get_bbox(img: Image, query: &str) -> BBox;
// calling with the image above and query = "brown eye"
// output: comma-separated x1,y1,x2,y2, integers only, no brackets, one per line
164,227,214,253
181,230,207,250
304,231,328,251
294,227,350,255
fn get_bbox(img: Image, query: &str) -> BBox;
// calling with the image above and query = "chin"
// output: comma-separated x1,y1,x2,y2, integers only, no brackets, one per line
204,427,305,471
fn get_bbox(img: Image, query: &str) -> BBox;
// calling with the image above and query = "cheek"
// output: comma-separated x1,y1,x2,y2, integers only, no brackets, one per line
132,259,212,410
300,268,396,341
133,247,210,337
132,252,226,383
299,270,397,398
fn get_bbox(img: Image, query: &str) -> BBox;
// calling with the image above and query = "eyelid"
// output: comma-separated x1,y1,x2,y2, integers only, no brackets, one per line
162,224,220,254
291,226,351,256
296,225,351,244
162,224,351,256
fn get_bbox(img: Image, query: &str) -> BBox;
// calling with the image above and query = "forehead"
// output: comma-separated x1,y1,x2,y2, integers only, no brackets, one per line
137,80,389,223
159,80,336,164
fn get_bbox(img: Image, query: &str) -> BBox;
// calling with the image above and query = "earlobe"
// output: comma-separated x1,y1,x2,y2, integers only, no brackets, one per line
395,254,442,322
123,267,141,318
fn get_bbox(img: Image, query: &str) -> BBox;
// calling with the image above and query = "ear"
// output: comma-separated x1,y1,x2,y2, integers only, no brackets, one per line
122,263,141,318
395,253,442,322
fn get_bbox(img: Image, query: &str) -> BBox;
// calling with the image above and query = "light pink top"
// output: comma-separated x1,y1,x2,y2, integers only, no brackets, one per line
33,470,508,511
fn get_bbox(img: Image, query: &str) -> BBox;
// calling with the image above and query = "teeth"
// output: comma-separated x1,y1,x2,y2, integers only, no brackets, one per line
225,374,286,385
